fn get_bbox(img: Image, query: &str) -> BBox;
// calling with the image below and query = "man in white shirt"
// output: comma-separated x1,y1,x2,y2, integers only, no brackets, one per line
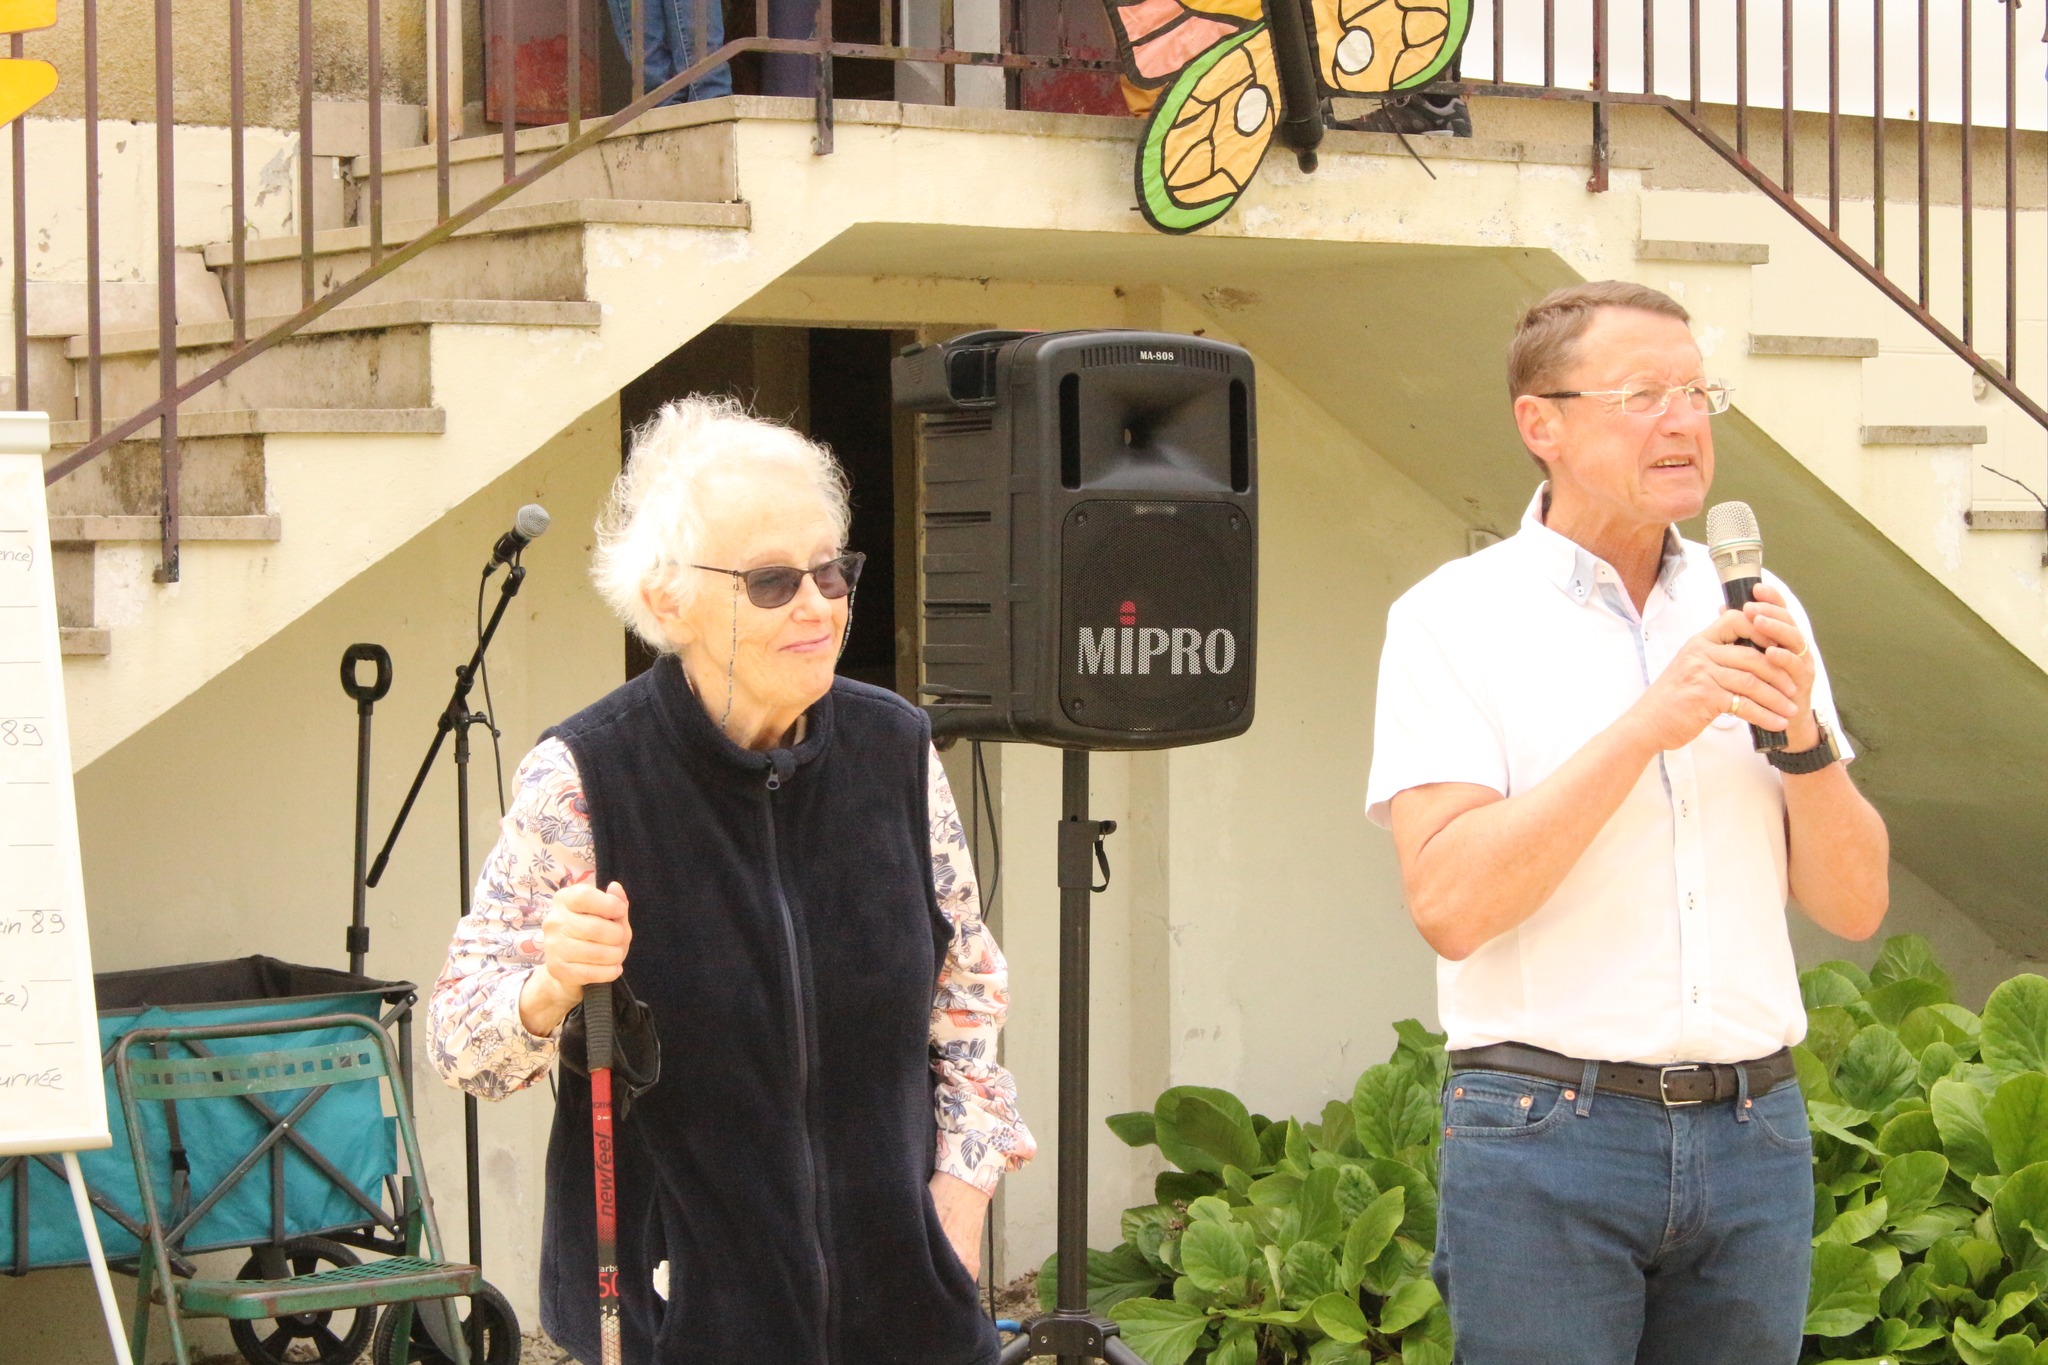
1365,280,1889,1363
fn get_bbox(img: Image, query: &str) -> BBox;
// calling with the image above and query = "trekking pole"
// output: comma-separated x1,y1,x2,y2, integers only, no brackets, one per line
584,981,623,1365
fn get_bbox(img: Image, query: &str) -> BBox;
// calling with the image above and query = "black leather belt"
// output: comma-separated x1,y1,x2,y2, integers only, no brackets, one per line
1448,1041,1797,1107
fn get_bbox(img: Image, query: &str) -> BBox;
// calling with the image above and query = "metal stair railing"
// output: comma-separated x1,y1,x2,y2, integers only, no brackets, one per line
21,0,2042,582
1452,0,2044,439
31,0,1115,581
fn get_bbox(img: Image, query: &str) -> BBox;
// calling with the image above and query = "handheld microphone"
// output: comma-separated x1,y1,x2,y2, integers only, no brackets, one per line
1705,500,1786,752
490,504,551,566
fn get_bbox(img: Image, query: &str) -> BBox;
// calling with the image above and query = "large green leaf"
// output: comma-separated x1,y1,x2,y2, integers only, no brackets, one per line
1920,1041,1965,1090
1352,1064,1437,1161
1903,1004,1977,1055
1871,934,1955,995
1871,977,1953,1026
1881,1150,1951,1222
1156,1088,1262,1176
1983,976,2048,1080
1988,1072,2048,1176
1390,1019,1449,1090
1368,1159,1439,1244
1038,1243,1169,1313
1315,1100,1358,1157
1879,1108,1943,1157
1109,1298,1212,1365
1281,1240,1341,1306
1122,1204,1182,1273
1376,1276,1441,1334
1804,1007,1861,1071
1991,1161,2048,1264
1208,1319,1258,1365
1836,1025,1920,1110
1157,1170,1222,1206
1338,1187,1405,1290
1934,1077,2000,1179
1311,1291,1371,1343
1805,1241,1887,1336
1815,957,1875,991
1180,1218,1255,1299
1803,966,1866,1010
1288,1165,1343,1248
1331,1163,1378,1222
1107,1110,1159,1148
1816,1195,1889,1246
1400,1304,1455,1365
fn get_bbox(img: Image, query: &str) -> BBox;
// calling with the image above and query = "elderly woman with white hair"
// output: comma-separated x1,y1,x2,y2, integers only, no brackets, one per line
426,396,1034,1365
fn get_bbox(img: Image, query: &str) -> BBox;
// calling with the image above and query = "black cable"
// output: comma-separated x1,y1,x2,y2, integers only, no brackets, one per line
476,566,510,818
972,741,1001,919
968,740,1004,1324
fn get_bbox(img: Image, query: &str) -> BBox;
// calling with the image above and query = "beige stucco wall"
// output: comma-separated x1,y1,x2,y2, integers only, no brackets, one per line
26,0,430,129
0,395,620,1364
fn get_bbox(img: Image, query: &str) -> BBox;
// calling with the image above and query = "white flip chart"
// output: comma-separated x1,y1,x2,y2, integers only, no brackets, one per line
0,412,107,1159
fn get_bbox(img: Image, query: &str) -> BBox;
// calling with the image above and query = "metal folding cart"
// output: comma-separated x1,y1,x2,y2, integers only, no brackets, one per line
0,955,506,1365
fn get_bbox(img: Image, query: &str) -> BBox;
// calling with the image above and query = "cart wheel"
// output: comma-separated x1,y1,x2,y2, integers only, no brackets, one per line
370,1283,521,1365
228,1236,378,1365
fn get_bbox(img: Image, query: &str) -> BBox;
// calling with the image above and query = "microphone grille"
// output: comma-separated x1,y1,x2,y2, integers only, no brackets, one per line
1705,500,1762,575
515,503,552,540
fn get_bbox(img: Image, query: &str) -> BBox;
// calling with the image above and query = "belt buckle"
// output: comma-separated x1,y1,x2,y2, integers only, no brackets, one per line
1659,1064,1703,1107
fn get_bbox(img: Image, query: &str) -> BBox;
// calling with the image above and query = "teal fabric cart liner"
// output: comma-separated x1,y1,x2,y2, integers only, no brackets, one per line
1,956,410,1272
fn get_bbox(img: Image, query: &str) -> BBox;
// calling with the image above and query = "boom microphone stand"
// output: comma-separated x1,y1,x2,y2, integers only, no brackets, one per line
366,535,540,1362
999,751,1147,1365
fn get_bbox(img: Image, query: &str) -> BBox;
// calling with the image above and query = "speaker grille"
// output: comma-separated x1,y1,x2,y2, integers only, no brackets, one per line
1058,500,1253,733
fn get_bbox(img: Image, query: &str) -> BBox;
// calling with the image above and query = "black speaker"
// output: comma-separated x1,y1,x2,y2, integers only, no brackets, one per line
894,329,1257,750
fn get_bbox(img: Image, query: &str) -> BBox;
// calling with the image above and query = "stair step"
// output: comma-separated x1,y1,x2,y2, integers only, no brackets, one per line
201,199,750,269
345,111,739,226
49,514,281,544
1637,239,1771,265
1750,334,1880,359
1862,424,1990,446
50,408,446,447
72,299,603,360
60,627,110,657
1964,507,2047,531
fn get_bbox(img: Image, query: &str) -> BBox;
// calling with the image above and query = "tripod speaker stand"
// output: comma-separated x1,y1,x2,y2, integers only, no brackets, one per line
996,750,1146,1365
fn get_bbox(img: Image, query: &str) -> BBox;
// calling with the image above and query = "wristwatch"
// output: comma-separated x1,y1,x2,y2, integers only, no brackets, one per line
1767,720,1840,774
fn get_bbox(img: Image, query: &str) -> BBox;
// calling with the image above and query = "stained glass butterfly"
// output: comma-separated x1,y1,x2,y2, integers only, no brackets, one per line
1106,0,1472,232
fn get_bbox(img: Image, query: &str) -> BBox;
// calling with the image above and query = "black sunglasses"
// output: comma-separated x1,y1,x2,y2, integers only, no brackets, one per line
691,551,865,609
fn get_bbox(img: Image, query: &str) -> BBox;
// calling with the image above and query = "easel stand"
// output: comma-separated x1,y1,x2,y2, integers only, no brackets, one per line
58,1150,134,1365
1001,751,1146,1365
366,557,530,1361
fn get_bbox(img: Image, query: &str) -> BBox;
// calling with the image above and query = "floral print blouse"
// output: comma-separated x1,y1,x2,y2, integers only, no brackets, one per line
426,736,1036,1195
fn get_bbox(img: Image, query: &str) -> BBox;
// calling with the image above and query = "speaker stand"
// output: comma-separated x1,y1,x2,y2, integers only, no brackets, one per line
1000,750,1148,1365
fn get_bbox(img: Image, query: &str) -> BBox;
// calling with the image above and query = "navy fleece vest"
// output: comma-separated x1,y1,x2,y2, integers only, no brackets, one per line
536,657,997,1365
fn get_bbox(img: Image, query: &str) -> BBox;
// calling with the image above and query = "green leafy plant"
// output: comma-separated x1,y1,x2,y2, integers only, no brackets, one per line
1795,938,2048,1364
1050,934,2048,1365
1041,1020,1451,1364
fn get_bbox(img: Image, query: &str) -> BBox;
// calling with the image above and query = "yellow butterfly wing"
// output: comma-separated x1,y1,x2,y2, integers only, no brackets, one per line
1135,22,1280,232
1309,0,1471,95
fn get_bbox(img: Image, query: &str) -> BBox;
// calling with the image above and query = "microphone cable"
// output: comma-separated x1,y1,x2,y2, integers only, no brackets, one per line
477,565,510,818
968,739,1004,1326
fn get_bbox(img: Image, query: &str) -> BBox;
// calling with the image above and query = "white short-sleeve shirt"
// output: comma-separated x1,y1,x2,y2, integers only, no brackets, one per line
1366,488,1850,1066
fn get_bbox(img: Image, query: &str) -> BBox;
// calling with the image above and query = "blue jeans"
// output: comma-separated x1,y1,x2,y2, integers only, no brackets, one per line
1433,1067,1814,1364
605,0,733,102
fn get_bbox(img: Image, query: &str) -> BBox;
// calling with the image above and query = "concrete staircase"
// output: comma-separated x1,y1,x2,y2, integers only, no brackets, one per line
41,108,809,767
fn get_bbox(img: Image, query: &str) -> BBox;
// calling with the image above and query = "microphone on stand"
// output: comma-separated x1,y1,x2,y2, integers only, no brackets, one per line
490,504,552,567
1705,500,1787,753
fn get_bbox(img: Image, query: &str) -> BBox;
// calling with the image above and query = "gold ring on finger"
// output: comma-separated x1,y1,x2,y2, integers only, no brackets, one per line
1728,694,1743,718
